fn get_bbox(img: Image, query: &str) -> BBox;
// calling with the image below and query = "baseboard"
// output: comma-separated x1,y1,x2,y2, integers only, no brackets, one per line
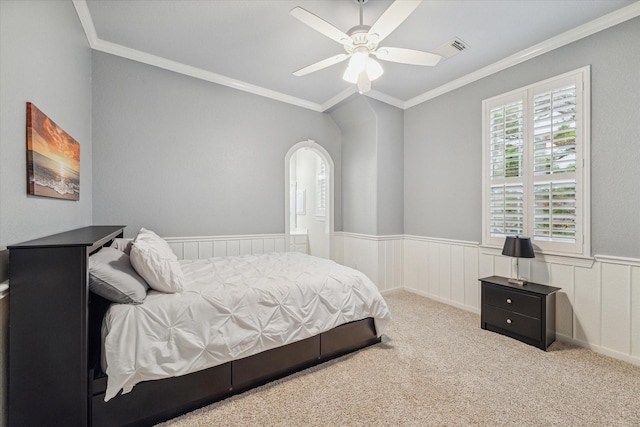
403,288,480,315
556,333,640,368
380,287,403,296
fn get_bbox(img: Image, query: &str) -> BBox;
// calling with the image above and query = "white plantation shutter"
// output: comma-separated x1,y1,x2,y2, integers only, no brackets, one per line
531,82,579,246
489,100,524,180
490,183,524,236
533,180,576,242
488,98,525,241
533,85,577,176
483,68,589,255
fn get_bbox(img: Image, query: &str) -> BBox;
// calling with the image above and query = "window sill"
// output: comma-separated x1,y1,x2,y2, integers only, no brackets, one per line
479,245,595,268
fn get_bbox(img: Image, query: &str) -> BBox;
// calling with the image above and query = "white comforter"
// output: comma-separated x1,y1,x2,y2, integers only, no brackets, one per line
102,252,391,401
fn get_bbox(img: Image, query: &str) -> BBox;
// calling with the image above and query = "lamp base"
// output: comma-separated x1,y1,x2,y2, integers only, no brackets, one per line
508,277,527,286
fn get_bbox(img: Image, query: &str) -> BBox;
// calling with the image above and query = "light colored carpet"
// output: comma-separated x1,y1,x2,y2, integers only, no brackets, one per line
158,291,640,426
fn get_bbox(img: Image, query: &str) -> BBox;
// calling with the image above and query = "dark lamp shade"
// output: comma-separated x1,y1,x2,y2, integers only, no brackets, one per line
502,236,535,258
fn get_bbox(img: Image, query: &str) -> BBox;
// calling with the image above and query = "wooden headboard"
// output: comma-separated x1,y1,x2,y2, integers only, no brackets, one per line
8,225,125,426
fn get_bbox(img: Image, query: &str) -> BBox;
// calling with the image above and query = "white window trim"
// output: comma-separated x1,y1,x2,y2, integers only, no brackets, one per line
482,66,591,257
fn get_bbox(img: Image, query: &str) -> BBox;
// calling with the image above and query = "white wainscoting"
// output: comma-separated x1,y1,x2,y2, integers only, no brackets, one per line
335,232,640,367
402,237,640,367
166,232,640,367
402,236,480,313
331,232,403,293
165,234,286,260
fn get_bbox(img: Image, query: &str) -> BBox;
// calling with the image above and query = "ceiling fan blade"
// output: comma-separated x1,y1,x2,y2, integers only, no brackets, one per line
374,47,441,66
293,54,350,77
290,7,352,45
367,0,422,43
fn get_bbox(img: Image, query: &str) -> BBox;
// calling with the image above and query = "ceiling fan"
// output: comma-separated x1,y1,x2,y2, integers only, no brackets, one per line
290,0,441,94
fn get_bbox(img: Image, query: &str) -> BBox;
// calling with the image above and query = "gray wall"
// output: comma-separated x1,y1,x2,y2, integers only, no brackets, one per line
404,84,482,242
0,0,93,254
404,16,640,258
330,97,378,235
370,99,404,236
330,96,404,236
91,52,342,238
0,1,93,425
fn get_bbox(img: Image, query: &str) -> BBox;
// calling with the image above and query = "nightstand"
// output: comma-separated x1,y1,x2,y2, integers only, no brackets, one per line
480,276,561,350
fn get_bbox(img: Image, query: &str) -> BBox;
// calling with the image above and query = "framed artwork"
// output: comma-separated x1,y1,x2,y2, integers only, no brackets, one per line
26,103,80,200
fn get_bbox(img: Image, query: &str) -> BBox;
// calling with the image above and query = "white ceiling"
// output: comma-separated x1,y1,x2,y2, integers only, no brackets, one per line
78,0,639,111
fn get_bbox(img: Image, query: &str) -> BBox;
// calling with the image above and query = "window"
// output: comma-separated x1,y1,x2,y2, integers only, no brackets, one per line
315,156,326,218
482,67,590,256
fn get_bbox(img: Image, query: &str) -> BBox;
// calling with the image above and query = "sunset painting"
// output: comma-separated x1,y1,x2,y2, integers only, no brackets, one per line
26,103,80,200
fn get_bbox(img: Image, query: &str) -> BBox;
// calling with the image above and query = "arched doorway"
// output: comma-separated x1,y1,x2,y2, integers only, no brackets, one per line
284,140,334,259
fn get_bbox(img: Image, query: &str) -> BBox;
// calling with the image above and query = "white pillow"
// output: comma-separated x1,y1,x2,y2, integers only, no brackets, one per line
89,247,149,304
133,227,169,247
130,228,185,293
110,238,133,255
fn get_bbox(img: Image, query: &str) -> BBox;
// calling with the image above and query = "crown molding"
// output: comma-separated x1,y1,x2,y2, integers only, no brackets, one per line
72,0,98,44
72,1,323,113
365,90,405,110
404,1,640,109
91,38,323,112
73,0,640,113
320,86,357,112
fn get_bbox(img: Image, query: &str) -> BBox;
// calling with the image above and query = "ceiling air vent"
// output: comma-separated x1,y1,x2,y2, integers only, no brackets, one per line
434,37,470,60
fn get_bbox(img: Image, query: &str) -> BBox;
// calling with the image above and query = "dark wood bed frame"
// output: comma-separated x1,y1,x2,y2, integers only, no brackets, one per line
8,226,380,426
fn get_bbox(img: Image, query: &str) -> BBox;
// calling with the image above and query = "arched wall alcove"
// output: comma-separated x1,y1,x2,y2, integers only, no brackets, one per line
284,140,334,259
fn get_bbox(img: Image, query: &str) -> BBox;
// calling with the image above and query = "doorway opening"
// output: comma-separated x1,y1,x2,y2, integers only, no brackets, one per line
285,140,334,259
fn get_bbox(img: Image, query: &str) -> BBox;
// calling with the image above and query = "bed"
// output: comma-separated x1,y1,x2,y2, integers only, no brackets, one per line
8,226,391,427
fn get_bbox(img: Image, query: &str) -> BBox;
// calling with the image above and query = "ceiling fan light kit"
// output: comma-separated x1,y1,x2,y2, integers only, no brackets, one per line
342,49,384,94
291,0,442,94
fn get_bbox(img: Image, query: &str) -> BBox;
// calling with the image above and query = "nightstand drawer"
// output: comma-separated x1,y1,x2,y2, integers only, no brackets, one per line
483,284,541,318
482,306,541,341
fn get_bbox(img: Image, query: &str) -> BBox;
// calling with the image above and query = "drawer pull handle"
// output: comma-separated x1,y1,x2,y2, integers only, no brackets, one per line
506,298,512,304
506,319,512,325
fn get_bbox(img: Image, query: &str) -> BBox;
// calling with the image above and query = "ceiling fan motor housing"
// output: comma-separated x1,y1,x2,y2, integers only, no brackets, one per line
345,25,378,54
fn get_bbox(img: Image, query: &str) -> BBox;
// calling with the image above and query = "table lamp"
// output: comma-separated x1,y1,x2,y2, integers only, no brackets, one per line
502,236,535,285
